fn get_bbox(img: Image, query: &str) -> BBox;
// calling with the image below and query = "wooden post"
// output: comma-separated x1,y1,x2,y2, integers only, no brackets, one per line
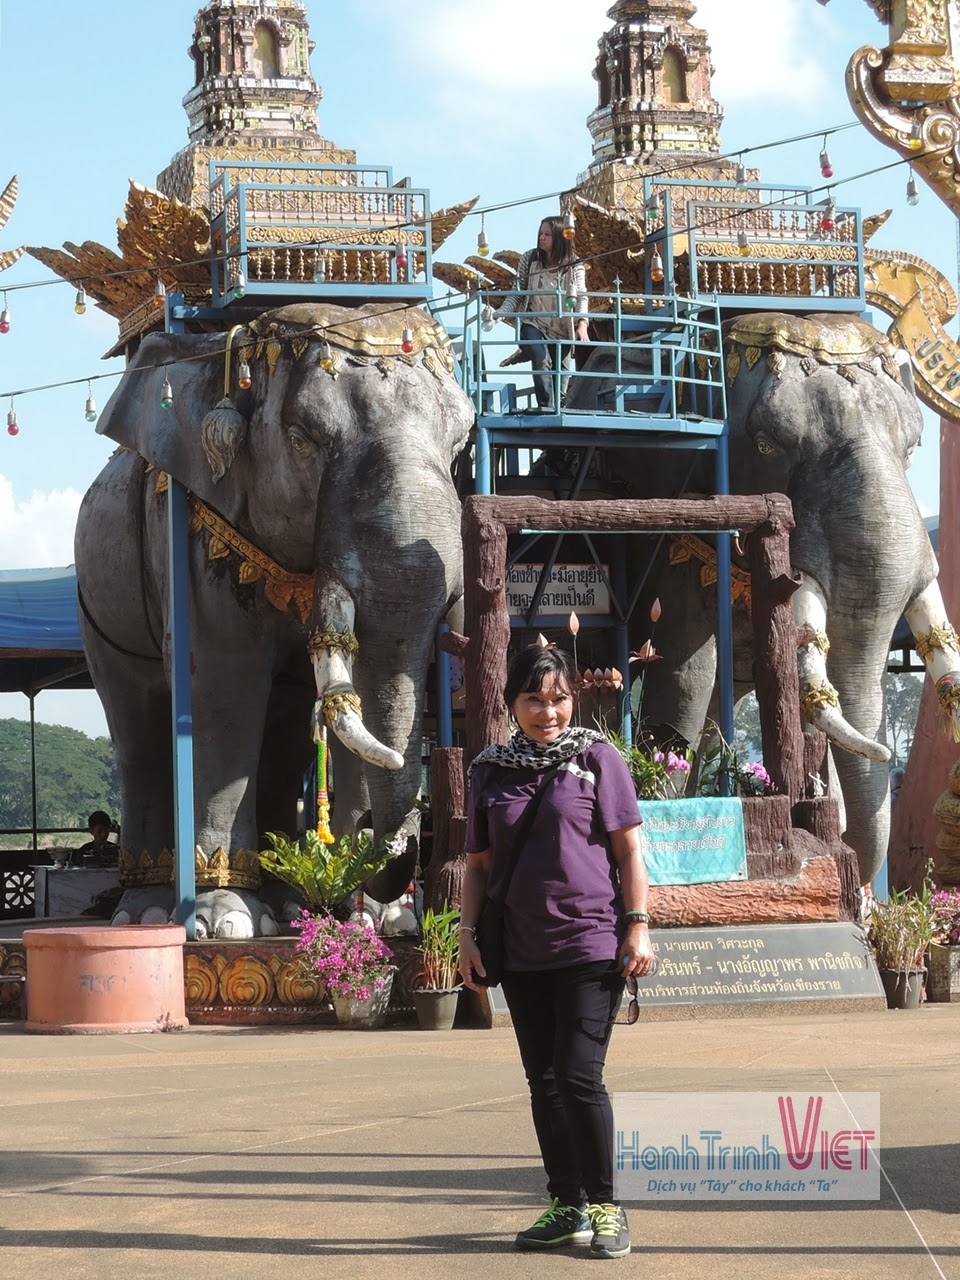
424,747,466,910
462,498,511,766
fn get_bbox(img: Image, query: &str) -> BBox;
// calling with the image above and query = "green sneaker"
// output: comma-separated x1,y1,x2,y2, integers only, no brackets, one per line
514,1198,592,1250
587,1203,631,1258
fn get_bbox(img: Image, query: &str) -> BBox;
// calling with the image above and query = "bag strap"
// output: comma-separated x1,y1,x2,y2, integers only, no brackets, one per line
491,765,562,905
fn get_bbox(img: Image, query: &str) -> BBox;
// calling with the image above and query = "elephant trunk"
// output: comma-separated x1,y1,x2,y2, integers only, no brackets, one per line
793,574,891,763
309,582,404,771
904,579,960,741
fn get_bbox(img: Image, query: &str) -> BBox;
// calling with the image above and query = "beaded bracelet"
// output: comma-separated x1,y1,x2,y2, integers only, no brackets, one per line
623,910,650,924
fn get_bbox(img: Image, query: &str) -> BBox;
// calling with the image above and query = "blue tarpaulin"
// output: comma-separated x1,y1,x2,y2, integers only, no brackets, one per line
0,567,90,693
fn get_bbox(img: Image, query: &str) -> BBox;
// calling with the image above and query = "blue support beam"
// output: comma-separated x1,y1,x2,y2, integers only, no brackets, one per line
166,478,197,938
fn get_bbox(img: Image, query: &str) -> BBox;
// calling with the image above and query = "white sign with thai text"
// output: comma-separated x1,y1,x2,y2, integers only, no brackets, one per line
506,563,610,616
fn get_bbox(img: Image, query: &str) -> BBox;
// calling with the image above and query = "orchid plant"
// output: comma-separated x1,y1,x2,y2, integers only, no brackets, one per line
293,912,394,1000
931,887,960,946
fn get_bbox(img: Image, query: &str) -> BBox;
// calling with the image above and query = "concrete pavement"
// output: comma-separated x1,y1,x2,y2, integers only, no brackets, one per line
1,1005,959,1279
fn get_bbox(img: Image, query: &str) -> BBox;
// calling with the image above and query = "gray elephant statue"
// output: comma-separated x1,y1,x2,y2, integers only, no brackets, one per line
569,310,960,885
75,302,473,936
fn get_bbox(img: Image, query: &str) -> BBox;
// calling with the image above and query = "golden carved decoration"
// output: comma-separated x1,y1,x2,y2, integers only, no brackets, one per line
218,956,275,1006
725,350,741,384
916,623,960,659
323,688,363,724
933,756,960,883
195,846,262,891
186,492,314,624
696,240,859,264
184,954,219,1005
668,534,752,611
0,175,24,274
803,631,831,656
725,312,901,384
119,847,175,888
744,346,762,370
275,958,324,1005
799,682,842,721
308,625,360,659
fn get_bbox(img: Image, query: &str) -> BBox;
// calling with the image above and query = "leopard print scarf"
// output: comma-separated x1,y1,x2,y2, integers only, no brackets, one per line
468,726,604,780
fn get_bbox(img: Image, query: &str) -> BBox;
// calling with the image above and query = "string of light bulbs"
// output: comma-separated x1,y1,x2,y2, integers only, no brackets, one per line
0,140,935,428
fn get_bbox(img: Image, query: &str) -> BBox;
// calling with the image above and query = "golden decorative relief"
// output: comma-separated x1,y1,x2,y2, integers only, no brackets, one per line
184,955,219,1005
218,957,275,1006
800,682,842,720
323,689,363,724
275,959,323,1005
744,346,762,371
119,847,175,888
768,351,787,378
725,350,741,384
697,241,858,264
915,623,960,659
668,534,752,611
195,845,262,891
307,625,360,659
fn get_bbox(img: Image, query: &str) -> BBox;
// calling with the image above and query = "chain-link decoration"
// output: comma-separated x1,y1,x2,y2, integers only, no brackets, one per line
322,683,363,725
799,681,842,721
307,625,360,660
915,623,960,660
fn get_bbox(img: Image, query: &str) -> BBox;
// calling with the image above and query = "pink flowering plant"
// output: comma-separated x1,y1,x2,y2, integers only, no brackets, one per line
293,911,394,1000
931,888,960,946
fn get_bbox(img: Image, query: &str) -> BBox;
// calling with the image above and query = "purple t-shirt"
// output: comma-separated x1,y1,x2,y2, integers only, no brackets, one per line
465,741,641,971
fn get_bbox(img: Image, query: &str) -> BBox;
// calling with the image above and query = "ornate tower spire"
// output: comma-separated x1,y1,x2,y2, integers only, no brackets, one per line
157,0,355,206
587,0,724,174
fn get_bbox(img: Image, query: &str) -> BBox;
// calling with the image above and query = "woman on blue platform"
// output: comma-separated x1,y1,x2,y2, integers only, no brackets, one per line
495,216,588,411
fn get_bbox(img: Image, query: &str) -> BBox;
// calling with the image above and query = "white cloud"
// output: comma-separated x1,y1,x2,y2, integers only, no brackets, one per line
696,0,836,107
0,475,81,569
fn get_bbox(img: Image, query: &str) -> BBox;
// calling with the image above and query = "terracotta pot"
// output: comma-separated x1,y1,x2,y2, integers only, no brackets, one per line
24,925,188,1034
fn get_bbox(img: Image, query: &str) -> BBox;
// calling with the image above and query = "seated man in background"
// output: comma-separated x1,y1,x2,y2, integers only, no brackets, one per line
73,811,118,868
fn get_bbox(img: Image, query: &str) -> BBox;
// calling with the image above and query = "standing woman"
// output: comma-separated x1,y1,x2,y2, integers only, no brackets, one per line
495,216,588,410
459,645,654,1259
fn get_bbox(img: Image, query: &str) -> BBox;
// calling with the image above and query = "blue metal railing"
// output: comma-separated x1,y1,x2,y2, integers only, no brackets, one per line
208,160,433,306
432,286,727,428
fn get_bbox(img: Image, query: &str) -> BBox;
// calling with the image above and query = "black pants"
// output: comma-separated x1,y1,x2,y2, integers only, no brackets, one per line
501,960,624,1205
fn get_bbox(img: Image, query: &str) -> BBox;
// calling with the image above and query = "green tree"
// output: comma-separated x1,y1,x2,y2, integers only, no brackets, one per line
885,672,923,766
0,719,120,835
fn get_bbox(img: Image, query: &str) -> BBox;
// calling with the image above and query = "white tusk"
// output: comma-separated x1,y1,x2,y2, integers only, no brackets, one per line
794,574,891,762
310,591,404,771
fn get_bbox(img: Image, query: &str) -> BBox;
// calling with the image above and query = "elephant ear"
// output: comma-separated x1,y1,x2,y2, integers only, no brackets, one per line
96,331,231,490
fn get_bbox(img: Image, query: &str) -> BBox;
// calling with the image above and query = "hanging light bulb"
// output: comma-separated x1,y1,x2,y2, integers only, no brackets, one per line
0,293,11,334
735,161,747,189
561,211,576,240
908,116,924,152
820,196,836,233
85,381,98,423
230,269,246,300
395,243,408,272
237,359,252,390
644,194,659,223
819,144,834,179
477,216,490,257
154,277,167,309
481,304,495,332
319,338,334,370
313,256,326,284
6,403,18,437
74,287,87,316
401,327,414,354
737,229,751,256
160,375,174,410
906,172,920,206
565,284,577,311
649,247,665,284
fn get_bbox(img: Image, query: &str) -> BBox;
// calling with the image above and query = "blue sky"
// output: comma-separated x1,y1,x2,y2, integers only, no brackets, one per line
0,0,955,736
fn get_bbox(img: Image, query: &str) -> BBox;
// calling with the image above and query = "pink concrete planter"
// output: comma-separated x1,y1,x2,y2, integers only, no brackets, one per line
24,925,188,1034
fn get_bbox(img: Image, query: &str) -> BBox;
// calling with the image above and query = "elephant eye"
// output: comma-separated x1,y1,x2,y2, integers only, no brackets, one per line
754,433,780,457
287,427,315,457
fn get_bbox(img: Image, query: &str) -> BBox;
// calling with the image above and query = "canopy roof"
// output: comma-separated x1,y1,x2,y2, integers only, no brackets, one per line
0,567,91,695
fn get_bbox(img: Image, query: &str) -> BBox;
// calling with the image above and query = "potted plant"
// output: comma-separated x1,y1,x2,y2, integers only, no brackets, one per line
413,901,462,1030
258,827,406,917
867,882,936,1009
293,913,395,1029
927,886,960,1003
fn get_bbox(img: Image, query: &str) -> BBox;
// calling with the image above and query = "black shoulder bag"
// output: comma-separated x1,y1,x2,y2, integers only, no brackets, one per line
474,765,561,987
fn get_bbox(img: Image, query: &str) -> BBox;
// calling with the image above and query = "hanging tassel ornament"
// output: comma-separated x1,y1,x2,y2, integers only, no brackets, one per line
0,293,10,334
312,704,336,843
85,381,97,423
